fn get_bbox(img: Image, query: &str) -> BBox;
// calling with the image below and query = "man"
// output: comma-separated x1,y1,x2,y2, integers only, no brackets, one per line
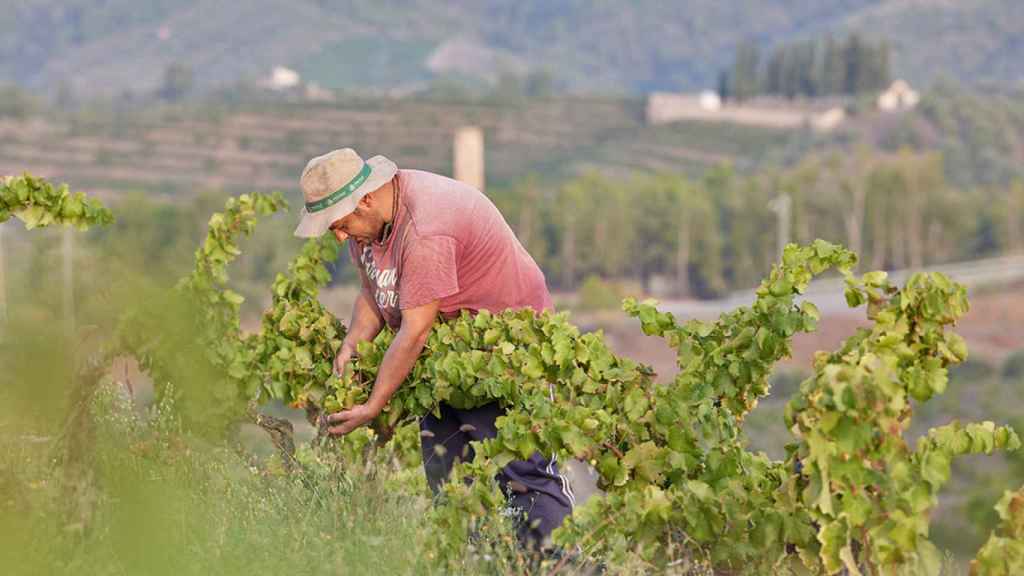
294,148,574,548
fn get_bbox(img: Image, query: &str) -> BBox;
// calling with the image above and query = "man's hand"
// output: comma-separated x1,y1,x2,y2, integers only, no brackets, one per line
327,301,439,437
326,403,380,436
333,343,355,377
331,289,384,378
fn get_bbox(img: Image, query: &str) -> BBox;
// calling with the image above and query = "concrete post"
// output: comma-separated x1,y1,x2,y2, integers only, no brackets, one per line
63,226,74,338
453,126,485,192
769,193,792,259
0,223,6,335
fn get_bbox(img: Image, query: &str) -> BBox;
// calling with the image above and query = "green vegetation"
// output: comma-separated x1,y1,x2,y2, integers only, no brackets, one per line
6,85,1021,301
1,173,113,229
117,191,1024,572
4,82,1024,305
0,388,442,576
576,276,628,312
912,84,1024,188
972,487,1024,574
2,1,1023,97
784,270,1015,573
5,177,1024,574
294,37,435,90
721,33,891,102
492,146,1018,296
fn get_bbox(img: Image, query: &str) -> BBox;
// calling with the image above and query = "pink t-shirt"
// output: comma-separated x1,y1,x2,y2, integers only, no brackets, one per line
349,169,552,330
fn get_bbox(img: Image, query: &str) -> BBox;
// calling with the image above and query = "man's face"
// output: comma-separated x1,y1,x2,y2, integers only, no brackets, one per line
329,198,384,245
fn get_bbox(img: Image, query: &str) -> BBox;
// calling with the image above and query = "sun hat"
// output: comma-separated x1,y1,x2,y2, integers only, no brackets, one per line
293,148,398,238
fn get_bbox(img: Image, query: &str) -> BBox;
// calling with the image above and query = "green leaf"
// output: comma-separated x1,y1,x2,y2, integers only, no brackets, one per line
522,355,544,379
293,346,313,370
624,388,649,422
15,205,45,229
223,290,245,306
800,300,820,322
623,442,663,483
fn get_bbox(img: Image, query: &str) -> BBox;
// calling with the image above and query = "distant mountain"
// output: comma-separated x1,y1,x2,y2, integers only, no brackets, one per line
1,0,1021,98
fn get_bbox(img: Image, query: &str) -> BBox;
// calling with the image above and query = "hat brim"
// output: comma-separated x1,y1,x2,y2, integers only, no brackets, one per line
293,155,398,238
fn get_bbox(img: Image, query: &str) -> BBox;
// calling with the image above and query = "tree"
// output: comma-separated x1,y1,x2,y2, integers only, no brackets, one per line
670,176,722,298
843,33,867,94
1007,179,1024,253
824,146,874,269
524,69,555,98
866,163,902,269
821,36,845,96
900,149,946,268
0,84,38,118
557,172,634,281
780,45,801,99
556,177,585,288
630,174,679,292
703,165,773,289
732,41,761,101
513,175,550,269
159,62,194,102
717,69,731,101
587,176,634,279
873,40,892,92
747,34,891,99
764,49,784,95
778,158,821,246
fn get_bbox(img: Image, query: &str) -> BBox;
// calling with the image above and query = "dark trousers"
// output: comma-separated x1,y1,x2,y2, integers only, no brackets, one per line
419,402,574,547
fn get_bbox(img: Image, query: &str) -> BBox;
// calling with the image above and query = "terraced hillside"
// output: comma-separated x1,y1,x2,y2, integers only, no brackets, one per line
0,98,791,199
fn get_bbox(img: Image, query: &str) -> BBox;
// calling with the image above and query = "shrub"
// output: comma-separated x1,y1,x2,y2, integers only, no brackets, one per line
1002,349,1024,382
576,275,622,311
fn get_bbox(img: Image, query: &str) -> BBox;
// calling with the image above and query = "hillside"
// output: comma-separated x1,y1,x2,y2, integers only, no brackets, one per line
0,97,792,199
3,79,1023,205
1,0,1022,98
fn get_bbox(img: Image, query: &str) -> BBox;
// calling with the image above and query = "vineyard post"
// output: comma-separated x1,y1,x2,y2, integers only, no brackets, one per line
769,192,792,258
63,226,74,338
0,221,6,336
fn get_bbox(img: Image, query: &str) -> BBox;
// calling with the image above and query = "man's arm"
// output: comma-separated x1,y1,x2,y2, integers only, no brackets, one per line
333,287,385,374
326,299,439,436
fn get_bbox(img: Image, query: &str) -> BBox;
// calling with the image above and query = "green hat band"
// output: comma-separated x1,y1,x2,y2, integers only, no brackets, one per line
305,162,372,213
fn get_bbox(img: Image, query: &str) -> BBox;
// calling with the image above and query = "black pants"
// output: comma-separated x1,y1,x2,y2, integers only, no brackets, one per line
419,402,574,547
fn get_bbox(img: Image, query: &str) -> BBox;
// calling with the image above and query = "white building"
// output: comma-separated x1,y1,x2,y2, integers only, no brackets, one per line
304,82,335,102
266,66,301,91
646,91,846,132
811,107,846,132
877,79,920,112
699,90,722,111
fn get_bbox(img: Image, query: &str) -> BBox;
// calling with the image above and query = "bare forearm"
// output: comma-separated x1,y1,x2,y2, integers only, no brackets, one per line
342,291,384,351
366,326,430,413
325,300,438,437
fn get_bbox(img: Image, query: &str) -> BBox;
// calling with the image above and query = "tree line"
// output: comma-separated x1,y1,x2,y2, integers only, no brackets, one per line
490,148,1024,298
43,142,1022,303
719,33,892,102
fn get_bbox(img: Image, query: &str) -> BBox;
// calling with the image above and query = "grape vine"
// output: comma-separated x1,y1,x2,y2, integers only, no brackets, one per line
111,193,1024,574
972,486,1024,575
422,242,859,571
784,271,1021,574
115,192,288,432
1,173,113,229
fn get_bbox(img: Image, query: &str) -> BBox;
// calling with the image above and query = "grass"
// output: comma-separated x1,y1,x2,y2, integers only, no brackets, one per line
0,384,445,576
0,362,588,576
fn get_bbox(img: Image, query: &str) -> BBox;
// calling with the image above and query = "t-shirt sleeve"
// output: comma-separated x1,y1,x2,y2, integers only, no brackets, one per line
399,235,460,310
